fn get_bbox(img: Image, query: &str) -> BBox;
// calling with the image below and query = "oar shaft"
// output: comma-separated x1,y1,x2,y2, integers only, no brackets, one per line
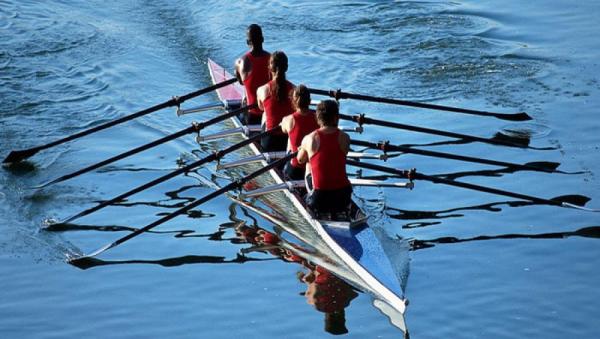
39,105,254,188
3,78,237,164
70,152,295,260
114,152,294,246
308,88,531,121
63,127,272,223
346,159,561,206
350,139,555,173
341,113,523,148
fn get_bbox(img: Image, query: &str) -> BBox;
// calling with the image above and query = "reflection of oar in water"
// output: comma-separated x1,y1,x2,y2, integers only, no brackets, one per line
33,105,255,189
350,139,572,174
50,127,280,225
340,113,551,149
68,152,295,266
410,226,600,250
69,253,275,271
308,87,532,121
3,78,237,164
346,160,599,212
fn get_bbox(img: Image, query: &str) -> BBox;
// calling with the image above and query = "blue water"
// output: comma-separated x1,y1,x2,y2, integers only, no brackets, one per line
1,0,600,338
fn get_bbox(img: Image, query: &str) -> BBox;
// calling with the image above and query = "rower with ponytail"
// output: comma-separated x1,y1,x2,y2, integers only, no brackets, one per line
257,51,295,152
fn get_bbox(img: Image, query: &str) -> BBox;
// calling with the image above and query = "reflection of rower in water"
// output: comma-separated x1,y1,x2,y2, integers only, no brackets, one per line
299,264,358,335
297,100,352,219
234,223,357,335
281,84,319,180
256,51,295,152
235,24,271,125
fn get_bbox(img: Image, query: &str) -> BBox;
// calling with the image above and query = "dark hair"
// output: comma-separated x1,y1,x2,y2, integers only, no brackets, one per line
270,51,289,102
316,100,339,127
246,24,263,46
293,84,310,111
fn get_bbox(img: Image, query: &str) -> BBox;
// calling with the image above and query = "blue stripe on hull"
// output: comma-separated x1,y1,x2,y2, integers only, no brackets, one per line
323,224,403,298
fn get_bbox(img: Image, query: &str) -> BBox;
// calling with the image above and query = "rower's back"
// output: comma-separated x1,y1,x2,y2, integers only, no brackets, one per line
310,129,350,191
235,24,270,125
299,100,352,217
257,51,294,152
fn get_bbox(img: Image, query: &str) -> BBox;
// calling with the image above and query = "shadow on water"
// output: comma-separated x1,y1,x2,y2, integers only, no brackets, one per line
69,253,272,270
409,226,600,251
387,195,591,223
387,200,550,222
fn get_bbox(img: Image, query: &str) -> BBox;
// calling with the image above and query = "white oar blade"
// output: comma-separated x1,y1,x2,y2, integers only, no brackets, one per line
67,242,115,263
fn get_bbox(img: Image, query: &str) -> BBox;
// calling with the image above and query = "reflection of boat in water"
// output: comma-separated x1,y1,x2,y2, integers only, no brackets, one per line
201,58,409,335
232,210,358,335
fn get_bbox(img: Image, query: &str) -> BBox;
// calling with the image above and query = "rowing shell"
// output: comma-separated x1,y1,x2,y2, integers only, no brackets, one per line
205,58,408,334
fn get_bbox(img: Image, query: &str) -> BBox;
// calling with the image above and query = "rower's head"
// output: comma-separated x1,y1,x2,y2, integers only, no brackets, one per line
293,84,311,111
316,100,340,127
246,24,264,47
270,51,289,101
269,51,288,77
324,311,349,335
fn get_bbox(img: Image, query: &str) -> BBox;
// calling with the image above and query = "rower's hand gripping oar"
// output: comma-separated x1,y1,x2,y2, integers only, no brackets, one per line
55,127,279,225
3,78,238,164
68,152,296,264
346,160,599,212
351,139,568,174
33,104,255,189
308,88,532,122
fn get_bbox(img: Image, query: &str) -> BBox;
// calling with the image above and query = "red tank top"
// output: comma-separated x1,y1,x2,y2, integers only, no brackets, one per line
309,129,350,190
289,111,319,167
263,80,294,133
242,52,270,116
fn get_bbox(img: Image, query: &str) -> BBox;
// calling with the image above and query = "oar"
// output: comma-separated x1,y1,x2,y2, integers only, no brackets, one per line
350,139,564,174
308,88,532,121
346,160,598,212
340,113,545,149
34,105,254,188
3,78,238,164
68,152,295,263
57,127,278,224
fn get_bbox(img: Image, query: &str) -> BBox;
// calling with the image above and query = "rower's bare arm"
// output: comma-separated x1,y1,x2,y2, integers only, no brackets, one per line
256,84,266,111
280,115,294,134
340,131,351,154
234,57,244,84
235,55,252,84
297,133,313,164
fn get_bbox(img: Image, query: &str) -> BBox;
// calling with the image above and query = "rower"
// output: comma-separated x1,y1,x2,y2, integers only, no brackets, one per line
256,51,295,152
297,100,352,218
281,84,319,180
235,24,271,125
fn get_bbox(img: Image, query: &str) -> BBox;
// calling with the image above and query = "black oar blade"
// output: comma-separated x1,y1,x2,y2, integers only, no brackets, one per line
68,255,105,270
3,148,39,164
491,132,531,147
525,161,561,172
500,112,533,122
551,194,591,206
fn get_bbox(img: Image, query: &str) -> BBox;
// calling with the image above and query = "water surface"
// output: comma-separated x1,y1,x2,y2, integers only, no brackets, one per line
1,0,599,338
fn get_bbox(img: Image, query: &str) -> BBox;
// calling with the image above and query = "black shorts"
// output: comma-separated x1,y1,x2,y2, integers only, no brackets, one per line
307,185,353,214
246,113,262,126
261,131,288,152
284,161,305,180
